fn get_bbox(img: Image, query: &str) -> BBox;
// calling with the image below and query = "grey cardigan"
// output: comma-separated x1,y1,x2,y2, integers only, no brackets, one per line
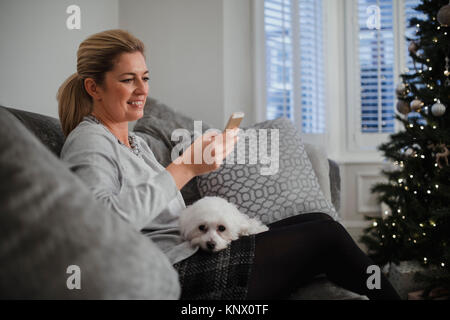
60,116,198,264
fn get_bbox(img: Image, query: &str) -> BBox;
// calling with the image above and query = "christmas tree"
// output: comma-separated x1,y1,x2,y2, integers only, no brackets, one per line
360,0,450,298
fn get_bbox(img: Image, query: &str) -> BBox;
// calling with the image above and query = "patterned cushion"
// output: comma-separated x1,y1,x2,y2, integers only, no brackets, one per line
196,117,338,224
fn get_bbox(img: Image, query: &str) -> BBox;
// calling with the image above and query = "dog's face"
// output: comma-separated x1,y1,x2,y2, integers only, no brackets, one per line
182,211,237,252
180,198,243,252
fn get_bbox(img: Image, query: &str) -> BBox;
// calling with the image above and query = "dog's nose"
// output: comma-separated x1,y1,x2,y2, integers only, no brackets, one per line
206,241,215,251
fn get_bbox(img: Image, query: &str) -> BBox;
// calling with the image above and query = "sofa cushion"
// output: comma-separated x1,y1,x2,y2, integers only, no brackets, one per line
196,117,338,224
134,97,211,205
3,106,65,156
0,107,180,299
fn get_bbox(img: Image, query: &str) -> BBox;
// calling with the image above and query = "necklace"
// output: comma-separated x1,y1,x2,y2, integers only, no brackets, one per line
87,114,141,157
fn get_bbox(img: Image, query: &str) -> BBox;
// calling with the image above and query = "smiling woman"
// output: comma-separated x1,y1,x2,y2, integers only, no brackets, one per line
58,30,241,296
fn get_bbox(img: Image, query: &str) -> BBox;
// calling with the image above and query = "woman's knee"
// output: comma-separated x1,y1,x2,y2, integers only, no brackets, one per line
321,219,355,245
311,212,334,221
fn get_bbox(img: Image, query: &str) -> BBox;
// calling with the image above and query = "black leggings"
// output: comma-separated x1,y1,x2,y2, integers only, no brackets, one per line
246,213,401,300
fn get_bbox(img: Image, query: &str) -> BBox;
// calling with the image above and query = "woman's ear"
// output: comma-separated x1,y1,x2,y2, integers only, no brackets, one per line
84,78,102,101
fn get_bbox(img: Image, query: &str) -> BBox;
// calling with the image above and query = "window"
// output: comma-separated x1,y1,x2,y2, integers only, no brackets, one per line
346,0,428,151
358,0,395,134
263,0,325,134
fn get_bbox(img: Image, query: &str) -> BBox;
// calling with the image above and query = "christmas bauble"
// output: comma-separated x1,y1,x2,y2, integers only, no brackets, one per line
431,101,446,117
408,41,419,55
404,148,414,156
395,83,407,97
396,100,410,115
437,4,450,26
410,99,424,112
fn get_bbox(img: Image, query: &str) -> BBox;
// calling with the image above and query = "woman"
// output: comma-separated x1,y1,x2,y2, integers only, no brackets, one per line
59,29,400,300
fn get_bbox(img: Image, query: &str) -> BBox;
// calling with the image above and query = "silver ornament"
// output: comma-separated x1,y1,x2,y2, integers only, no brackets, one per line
431,101,446,117
437,4,450,26
410,99,424,112
396,100,410,115
408,41,419,55
395,83,407,97
404,148,414,156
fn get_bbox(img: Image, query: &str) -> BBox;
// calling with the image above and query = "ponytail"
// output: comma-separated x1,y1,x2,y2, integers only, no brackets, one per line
57,73,92,137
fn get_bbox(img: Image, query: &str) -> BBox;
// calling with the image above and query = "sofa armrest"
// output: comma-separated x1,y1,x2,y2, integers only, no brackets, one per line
328,159,341,213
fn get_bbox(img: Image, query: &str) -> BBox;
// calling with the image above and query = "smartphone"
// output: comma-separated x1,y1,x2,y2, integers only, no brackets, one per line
224,112,244,131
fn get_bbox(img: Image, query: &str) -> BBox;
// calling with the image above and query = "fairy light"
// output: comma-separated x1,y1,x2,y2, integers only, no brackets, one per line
373,221,378,227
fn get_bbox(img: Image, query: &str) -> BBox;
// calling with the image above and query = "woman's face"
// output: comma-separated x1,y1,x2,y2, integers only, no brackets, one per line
96,51,149,122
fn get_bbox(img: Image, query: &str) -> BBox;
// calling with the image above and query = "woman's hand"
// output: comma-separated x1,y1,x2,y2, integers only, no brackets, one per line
166,129,240,190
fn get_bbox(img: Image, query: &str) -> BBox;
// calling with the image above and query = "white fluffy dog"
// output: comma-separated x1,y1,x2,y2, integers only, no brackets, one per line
179,196,268,252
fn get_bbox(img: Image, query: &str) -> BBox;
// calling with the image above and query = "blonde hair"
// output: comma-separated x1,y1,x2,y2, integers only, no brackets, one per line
57,29,145,137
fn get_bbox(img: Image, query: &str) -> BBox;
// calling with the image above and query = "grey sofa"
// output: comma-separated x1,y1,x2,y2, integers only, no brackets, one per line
0,98,367,300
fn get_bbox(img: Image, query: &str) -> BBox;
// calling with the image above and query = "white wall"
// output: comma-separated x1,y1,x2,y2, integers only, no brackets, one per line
0,0,254,128
323,0,385,241
119,0,254,130
0,0,118,117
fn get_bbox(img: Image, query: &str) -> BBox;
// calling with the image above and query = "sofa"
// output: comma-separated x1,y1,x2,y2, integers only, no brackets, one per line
0,98,367,300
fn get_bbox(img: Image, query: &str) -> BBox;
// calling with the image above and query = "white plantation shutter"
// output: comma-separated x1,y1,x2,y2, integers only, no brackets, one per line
264,0,325,134
264,0,292,121
298,0,325,133
358,0,395,134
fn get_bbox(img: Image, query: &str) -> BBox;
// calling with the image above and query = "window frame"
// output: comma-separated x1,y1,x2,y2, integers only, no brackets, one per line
344,0,406,153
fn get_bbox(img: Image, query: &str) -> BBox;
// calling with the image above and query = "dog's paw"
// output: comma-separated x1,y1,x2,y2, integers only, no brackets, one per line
244,218,269,235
